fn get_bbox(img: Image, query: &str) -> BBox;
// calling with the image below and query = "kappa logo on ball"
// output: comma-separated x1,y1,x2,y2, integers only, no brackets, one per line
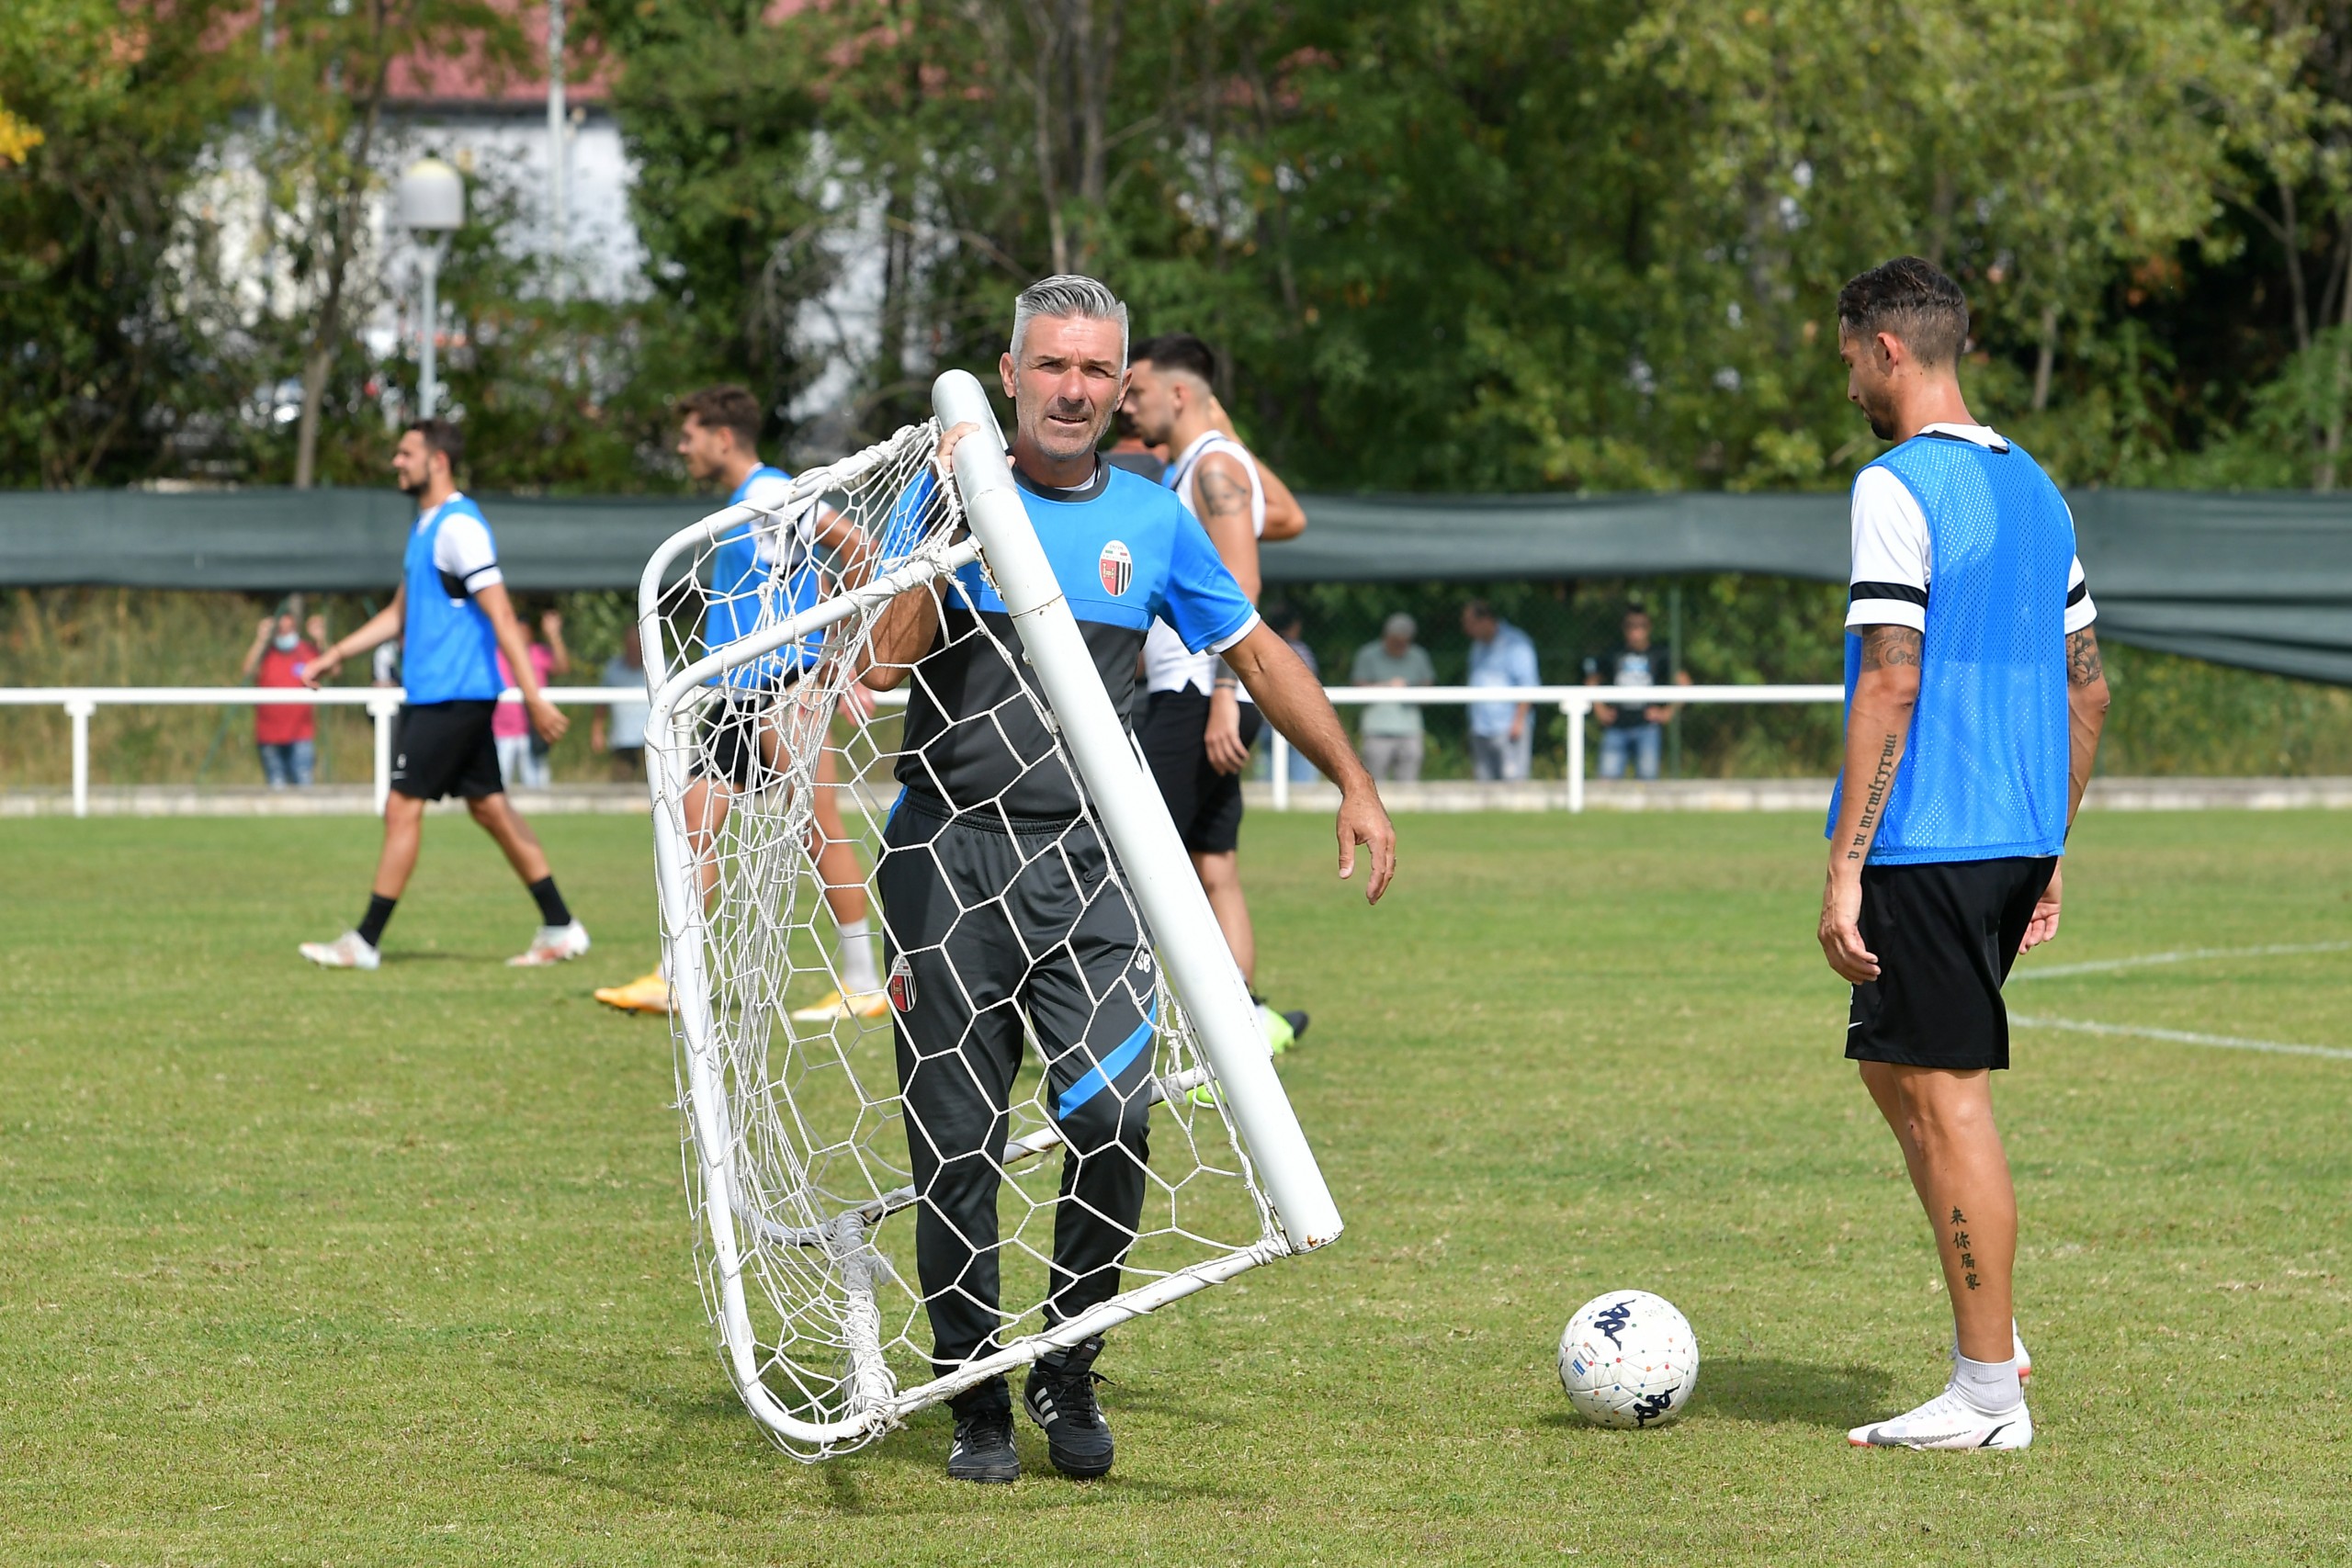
886,954,916,1014
1098,540,1133,596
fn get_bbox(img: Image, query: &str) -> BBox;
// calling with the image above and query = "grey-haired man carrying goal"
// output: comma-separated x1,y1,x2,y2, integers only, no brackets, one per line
860,275,1394,1484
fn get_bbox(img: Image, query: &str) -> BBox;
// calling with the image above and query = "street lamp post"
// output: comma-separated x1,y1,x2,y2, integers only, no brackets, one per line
394,157,464,418
548,0,567,300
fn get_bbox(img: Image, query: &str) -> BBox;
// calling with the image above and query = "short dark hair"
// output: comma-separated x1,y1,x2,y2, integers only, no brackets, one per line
676,384,763,451
1838,256,1970,367
405,418,463,472
1130,332,1216,386
1463,597,1495,622
1623,605,1650,622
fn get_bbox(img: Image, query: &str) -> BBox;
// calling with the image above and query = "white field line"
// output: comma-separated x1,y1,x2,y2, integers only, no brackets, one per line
2009,942,2349,1060
2010,1014,2352,1062
2010,941,2351,982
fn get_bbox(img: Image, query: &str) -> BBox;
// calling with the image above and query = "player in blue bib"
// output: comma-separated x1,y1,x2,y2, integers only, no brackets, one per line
592,386,886,1021
298,420,590,970
1820,258,2111,1453
859,276,1396,1486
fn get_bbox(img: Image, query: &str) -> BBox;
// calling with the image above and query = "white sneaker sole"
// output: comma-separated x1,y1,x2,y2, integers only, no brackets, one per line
788,997,889,1022
509,928,591,968
1848,1412,2033,1450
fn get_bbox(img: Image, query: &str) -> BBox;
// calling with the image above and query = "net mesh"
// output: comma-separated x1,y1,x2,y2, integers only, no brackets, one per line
642,420,1283,1461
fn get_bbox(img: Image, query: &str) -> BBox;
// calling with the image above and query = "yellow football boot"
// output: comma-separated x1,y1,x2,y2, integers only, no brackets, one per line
594,970,673,1014
789,987,891,1023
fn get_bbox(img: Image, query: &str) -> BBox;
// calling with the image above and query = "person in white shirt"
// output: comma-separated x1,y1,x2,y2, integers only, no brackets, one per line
296,420,589,970
1121,333,1317,1051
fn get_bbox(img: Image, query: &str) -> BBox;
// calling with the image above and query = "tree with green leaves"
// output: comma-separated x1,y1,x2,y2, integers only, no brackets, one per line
0,0,239,487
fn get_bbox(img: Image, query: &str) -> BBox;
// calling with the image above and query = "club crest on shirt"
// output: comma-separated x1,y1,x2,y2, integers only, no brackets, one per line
887,954,916,1014
1098,540,1133,597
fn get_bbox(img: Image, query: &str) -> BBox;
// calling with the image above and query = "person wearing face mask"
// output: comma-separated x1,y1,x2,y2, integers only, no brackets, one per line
241,606,322,788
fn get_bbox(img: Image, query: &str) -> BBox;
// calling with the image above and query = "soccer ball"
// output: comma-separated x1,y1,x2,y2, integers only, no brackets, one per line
1556,1290,1699,1429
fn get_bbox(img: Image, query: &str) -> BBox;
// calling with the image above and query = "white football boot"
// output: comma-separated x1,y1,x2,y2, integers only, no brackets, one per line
508,920,591,967
1849,1386,2033,1450
300,931,381,971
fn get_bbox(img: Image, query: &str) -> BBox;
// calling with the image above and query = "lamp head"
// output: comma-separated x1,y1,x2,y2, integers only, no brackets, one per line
396,157,465,232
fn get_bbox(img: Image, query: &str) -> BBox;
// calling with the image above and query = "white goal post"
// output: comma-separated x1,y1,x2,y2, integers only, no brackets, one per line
635,369,1341,1459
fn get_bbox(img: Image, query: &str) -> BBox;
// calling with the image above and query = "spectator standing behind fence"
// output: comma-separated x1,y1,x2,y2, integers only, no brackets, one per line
592,623,651,783
1583,606,1690,781
494,609,571,788
242,609,321,788
1351,612,1435,782
1463,599,1539,782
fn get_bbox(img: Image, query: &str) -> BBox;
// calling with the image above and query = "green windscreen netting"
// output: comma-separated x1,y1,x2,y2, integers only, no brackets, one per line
5,484,2348,682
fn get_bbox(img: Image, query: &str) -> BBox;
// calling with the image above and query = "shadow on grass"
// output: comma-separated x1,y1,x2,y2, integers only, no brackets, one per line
1534,1357,1896,1434
1688,1355,1896,1428
510,1366,1252,1518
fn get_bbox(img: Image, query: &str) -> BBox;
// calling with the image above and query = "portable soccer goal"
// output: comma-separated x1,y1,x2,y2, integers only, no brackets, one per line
635,370,1343,1460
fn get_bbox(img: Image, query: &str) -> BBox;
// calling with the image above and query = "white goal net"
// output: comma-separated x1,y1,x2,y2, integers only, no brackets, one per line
635,372,1341,1460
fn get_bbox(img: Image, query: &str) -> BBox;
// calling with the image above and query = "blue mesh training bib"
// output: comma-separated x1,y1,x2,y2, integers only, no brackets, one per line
1827,434,2075,864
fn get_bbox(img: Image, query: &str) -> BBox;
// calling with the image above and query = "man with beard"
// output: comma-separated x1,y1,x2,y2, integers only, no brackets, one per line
299,419,589,969
1823,257,2109,1451
1121,332,1312,1052
592,385,886,1020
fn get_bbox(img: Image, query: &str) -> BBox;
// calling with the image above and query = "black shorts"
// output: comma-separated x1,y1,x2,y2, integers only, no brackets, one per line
691,673,801,790
1138,691,1262,855
388,700,503,802
877,796,1156,1370
1846,855,2058,1072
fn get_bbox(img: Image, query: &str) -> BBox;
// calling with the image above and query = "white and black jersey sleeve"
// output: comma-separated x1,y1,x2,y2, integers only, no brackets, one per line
1848,468,2098,636
1846,466,1929,632
740,470,814,570
2061,502,2098,634
431,504,503,597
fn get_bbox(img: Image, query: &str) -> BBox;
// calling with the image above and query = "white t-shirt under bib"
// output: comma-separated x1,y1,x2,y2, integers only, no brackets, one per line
1145,431,1266,698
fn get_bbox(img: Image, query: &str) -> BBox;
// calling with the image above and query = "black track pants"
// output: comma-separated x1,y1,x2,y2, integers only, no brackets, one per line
878,798,1158,1374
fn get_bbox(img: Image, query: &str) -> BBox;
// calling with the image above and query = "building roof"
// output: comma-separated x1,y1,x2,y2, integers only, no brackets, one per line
383,1,613,107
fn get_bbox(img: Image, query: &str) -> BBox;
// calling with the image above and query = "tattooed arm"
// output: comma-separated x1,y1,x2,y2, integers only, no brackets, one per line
1818,624,1922,983
2063,626,2110,826
1194,451,1263,774
2019,626,2113,952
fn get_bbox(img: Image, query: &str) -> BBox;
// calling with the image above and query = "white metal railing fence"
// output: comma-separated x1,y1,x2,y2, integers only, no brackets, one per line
1267,685,1845,813
0,686,652,818
0,682,1845,818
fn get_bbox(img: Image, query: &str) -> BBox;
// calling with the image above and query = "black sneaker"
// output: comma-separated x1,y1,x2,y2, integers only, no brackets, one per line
945,1381,1020,1483
1023,1336,1114,1478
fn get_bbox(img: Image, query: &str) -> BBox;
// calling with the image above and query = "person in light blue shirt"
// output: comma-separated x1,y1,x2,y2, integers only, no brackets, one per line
1819,256,2110,1454
1461,599,1539,782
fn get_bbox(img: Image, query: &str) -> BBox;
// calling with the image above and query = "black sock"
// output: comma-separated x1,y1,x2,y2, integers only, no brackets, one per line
357,894,396,949
527,875,571,927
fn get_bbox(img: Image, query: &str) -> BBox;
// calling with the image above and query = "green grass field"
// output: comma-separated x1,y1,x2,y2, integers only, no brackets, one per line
3,810,2347,1565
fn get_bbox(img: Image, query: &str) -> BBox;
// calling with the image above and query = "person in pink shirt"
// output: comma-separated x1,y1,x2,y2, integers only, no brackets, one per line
494,608,571,787
242,608,322,787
